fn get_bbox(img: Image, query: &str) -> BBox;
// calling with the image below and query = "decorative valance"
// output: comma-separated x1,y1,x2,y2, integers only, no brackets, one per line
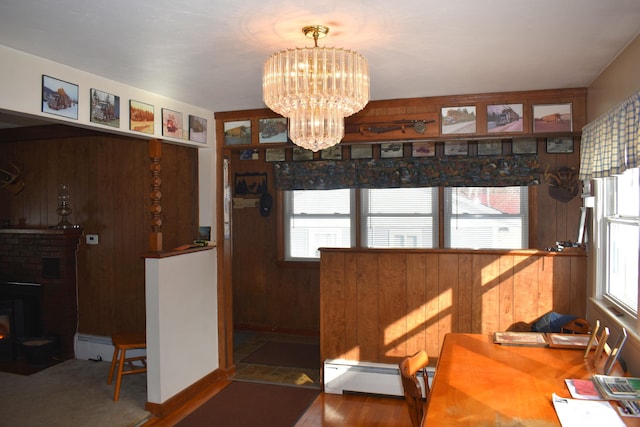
580,90,640,180
274,155,540,190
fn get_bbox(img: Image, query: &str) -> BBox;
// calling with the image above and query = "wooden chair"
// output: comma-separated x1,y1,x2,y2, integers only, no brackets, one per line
107,332,147,401
399,350,430,427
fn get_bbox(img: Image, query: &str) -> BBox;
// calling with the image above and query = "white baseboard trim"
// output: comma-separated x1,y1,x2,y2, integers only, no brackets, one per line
74,333,146,362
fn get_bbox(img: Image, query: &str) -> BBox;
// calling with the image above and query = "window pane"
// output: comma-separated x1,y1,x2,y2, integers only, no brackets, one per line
607,221,639,312
617,168,639,217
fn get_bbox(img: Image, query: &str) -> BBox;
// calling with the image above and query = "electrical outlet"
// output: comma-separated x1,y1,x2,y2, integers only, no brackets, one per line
86,234,99,245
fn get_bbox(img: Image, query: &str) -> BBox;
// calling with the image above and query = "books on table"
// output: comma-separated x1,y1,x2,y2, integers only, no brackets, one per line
493,331,596,348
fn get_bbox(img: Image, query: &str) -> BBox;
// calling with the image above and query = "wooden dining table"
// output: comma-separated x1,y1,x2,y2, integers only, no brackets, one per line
424,333,639,426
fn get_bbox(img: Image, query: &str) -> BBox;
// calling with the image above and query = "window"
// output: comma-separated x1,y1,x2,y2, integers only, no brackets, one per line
599,167,639,316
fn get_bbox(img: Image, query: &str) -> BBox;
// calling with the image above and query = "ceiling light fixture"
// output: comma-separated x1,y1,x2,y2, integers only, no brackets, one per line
263,25,370,152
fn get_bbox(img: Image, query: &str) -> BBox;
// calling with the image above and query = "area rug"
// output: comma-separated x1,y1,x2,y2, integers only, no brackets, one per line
176,381,319,427
240,341,320,370
0,358,63,375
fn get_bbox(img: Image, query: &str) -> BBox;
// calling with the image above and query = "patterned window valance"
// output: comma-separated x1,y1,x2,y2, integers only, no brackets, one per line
274,155,540,190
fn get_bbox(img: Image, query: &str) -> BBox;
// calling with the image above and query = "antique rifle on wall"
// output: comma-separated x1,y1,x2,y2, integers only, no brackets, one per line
346,119,435,136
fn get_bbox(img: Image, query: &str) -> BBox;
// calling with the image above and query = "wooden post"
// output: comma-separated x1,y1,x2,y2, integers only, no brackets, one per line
149,139,163,252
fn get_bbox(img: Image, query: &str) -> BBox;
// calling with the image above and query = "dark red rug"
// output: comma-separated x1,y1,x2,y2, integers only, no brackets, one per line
176,381,319,427
240,341,320,370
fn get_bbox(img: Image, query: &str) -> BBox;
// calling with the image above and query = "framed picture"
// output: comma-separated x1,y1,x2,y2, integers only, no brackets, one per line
234,172,267,196
351,145,372,159
224,120,251,145
292,147,313,161
444,141,469,156
42,75,78,119
162,108,183,138
441,106,476,135
321,145,342,160
89,88,119,128
259,118,287,143
380,143,403,158
265,148,286,162
240,149,258,160
477,140,503,156
546,137,574,153
189,115,208,143
412,141,436,157
533,103,572,133
129,100,154,134
512,137,538,154
487,104,523,133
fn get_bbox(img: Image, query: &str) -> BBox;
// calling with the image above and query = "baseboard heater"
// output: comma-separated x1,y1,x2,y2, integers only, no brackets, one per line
323,359,434,398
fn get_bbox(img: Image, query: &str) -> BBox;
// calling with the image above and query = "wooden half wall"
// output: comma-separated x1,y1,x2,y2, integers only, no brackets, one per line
320,248,586,364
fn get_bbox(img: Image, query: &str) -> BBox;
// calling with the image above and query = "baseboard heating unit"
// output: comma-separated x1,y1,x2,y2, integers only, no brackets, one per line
323,359,434,398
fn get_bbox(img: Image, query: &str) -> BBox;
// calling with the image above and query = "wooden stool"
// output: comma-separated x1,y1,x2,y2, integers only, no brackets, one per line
107,332,147,401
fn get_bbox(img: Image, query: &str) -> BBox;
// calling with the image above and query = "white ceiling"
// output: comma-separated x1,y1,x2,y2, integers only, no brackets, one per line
0,0,639,118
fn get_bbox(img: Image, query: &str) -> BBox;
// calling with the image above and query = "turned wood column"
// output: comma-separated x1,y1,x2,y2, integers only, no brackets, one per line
149,139,163,252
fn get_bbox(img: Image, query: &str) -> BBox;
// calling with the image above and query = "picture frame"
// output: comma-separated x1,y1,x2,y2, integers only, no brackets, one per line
441,106,476,135
487,103,523,133
546,137,574,153
224,120,251,145
477,140,503,156
265,148,286,162
320,145,342,160
444,141,469,156
292,147,313,161
234,172,267,196
239,149,258,160
533,103,572,133
412,141,436,157
42,75,78,120
258,118,287,143
129,100,154,134
89,88,119,128
512,137,538,154
350,145,373,159
162,108,183,139
188,115,208,143
380,143,403,158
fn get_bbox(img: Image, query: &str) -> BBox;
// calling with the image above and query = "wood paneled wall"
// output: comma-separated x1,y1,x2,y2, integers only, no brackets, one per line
0,125,199,336
320,248,586,364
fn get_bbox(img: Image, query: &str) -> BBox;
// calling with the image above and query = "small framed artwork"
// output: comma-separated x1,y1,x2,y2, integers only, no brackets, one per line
265,148,286,162
412,141,436,157
351,145,373,159
42,75,78,119
259,118,288,143
234,172,267,196
477,140,503,156
546,137,574,153
512,137,538,154
487,104,523,133
129,100,154,134
189,115,208,143
89,88,120,128
224,120,251,145
444,141,469,156
292,147,313,161
441,106,476,135
533,103,572,133
321,146,342,160
162,108,183,138
380,143,403,158
240,149,258,160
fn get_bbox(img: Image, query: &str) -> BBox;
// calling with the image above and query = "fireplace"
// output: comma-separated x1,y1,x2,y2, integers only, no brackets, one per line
0,282,43,361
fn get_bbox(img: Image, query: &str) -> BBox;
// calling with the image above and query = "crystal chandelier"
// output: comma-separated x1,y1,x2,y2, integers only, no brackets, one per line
263,25,370,152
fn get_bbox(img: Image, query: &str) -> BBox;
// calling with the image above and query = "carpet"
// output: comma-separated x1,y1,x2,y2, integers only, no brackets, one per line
176,381,319,427
240,341,320,370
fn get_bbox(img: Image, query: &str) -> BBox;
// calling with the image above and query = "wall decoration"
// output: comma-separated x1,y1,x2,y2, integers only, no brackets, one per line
546,137,574,153
512,137,538,154
487,104,523,133
533,103,572,133
441,106,476,135
265,148,286,162
380,143,403,158
351,145,372,159
321,145,342,160
477,140,503,156
240,149,258,160
412,141,436,157
89,88,119,128
259,118,287,143
189,115,208,143
224,120,251,145
42,75,78,119
129,100,154,134
162,108,183,138
234,172,267,196
444,141,469,156
292,146,313,161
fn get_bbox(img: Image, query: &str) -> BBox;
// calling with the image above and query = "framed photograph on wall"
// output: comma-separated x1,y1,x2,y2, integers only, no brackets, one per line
512,137,538,154
129,100,154,134
546,137,574,153
351,145,373,159
412,141,436,157
487,103,523,133
42,75,78,120
444,141,469,156
89,88,119,128
380,143,403,158
189,115,208,143
292,146,313,161
533,103,572,133
321,145,342,160
477,140,503,156
441,106,476,135
265,148,286,162
259,118,287,143
162,108,183,138
224,120,251,145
